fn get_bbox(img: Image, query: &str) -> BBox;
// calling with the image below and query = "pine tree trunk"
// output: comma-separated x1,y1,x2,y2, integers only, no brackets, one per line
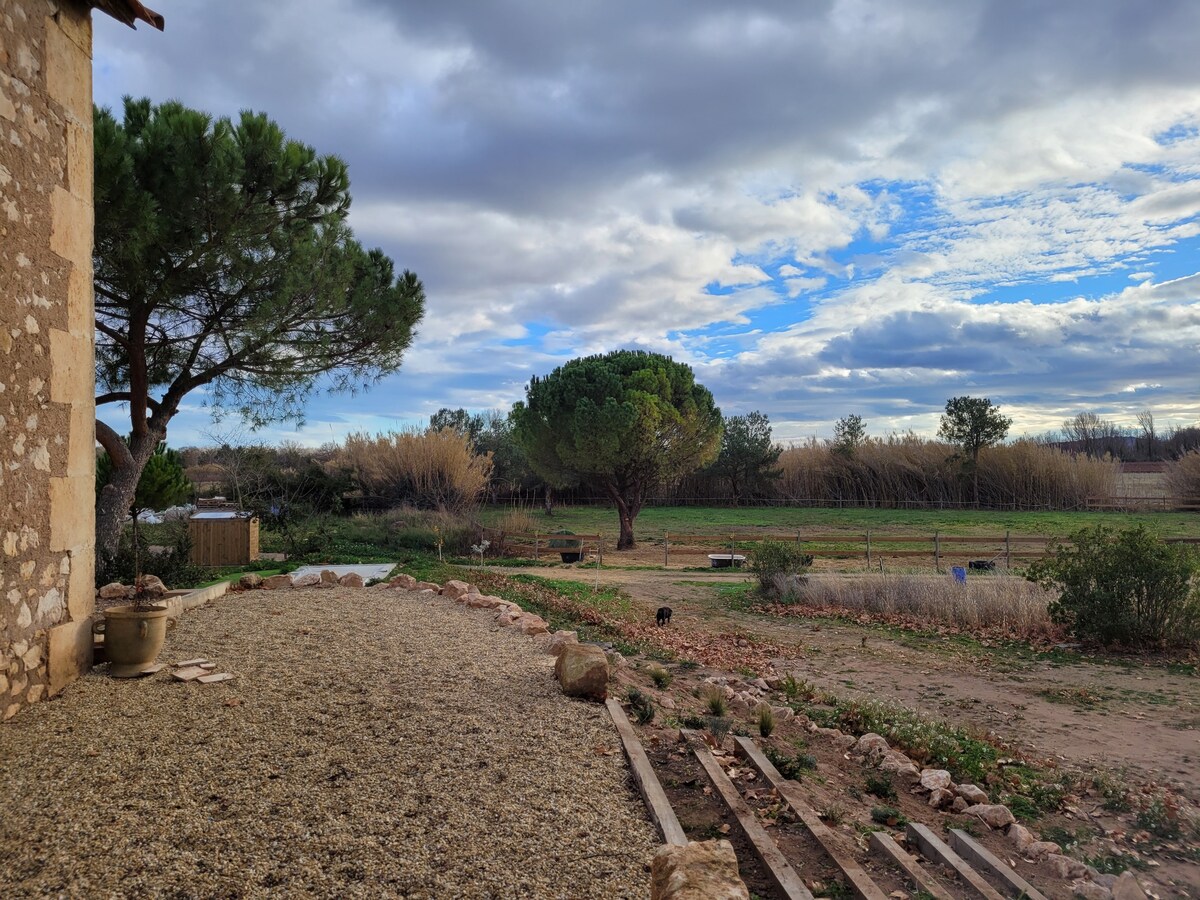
610,487,642,551
95,421,164,560
543,486,554,517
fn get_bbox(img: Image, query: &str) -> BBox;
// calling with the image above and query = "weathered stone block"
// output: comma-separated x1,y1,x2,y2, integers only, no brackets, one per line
48,618,91,695
651,840,748,900
440,579,472,599
65,119,92,200
553,644,609,701
44,13,92,122
67,549,94,621
48,472,91,552
66,265,93,335
49,327,89,404
50,185,91,264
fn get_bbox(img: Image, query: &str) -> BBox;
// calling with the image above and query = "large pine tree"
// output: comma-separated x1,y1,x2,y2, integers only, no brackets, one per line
93,98,424,557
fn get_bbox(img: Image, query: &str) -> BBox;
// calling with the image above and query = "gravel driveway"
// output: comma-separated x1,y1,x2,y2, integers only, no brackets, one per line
0,587,659,898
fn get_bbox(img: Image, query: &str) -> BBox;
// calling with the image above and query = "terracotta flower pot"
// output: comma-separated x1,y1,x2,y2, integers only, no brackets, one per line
102,603,169,677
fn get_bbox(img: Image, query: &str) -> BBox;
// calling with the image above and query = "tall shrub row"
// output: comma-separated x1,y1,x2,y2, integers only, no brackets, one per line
770,437,1115,509
338,428,493,513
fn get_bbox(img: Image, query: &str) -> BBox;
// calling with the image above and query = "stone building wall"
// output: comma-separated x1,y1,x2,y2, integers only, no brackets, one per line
0,0,96,720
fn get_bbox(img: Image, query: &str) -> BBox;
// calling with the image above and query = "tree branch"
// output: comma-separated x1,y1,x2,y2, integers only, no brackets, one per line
95,419,134,471
96,392,161,413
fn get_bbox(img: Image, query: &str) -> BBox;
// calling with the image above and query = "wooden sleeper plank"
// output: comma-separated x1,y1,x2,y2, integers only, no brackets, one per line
605,698,688,846
733,736,888,900
867,832,954,900
906,823,1005,900
948,829,1048,900
683,730,815,900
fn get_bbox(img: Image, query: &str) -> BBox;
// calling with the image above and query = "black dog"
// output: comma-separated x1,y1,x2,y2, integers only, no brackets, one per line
656,606,672,627
968,560,997,571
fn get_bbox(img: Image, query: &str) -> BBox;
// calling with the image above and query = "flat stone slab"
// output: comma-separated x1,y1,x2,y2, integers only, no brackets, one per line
197,673,235,684
288,564,396,582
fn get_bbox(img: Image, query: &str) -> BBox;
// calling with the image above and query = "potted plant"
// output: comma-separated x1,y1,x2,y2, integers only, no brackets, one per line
548,529,584,563
103,577,172,677
98,441,191,676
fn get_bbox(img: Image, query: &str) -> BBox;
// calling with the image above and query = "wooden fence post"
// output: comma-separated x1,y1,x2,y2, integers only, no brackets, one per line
534,533,539,562
866,530,872,567
934,531,941,573
664,532,669,568
1005,530,1011,570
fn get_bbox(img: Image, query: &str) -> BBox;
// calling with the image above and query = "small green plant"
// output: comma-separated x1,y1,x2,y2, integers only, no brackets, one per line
781,673,818,702
1136,796,1183,840
870,806,908,827
648,666,672,689
748,541,814,598
864,773,897,801
1084,851,1149,874
1093,772,1132,812
765,746,817,780
706,715,732,748
820,802,846,826
814,878,852,900
681,713,707,730
756,704,776,738
702,685,730,717
626,688,655,725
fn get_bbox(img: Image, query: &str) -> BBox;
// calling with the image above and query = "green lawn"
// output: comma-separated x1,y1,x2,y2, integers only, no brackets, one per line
480,504,1200,540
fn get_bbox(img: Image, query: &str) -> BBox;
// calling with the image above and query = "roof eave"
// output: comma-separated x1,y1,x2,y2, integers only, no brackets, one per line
90,0,165,31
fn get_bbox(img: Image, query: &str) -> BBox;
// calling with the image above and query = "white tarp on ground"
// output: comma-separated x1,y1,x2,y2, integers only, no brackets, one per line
288,564,397,582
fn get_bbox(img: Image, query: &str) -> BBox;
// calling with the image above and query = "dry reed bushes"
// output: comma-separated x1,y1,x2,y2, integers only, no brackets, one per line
339,428,493,512
1166,452,1200,504
780,573,1057,639
774,436,1116,509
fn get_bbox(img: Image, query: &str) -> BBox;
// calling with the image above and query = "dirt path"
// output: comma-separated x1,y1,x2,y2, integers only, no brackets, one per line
501,565,1200,801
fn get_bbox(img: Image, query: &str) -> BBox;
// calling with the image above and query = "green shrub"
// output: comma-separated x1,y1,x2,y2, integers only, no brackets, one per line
864,774,897,801
706,715,732,747
626,688,655,725
702,685,729,716
648,666,672,689
748,541,813,597
765,746,816,780
757,704,776,738
870,806,908,827
95,521,206,590
1027,525,1200,649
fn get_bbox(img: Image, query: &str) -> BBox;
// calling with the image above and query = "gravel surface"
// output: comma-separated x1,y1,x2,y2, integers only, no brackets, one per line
0,587,660,898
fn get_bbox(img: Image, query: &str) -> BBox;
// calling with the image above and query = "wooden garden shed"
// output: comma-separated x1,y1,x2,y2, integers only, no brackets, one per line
188,510,260,566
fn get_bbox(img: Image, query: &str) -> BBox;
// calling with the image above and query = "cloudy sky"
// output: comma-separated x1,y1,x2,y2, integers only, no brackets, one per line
93,0,1200,447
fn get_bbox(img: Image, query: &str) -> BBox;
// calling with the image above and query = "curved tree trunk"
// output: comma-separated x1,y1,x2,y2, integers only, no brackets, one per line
95,419,165,559
608,483,643,551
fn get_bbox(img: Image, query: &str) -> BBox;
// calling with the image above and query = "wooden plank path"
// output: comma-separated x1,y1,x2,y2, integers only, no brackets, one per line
732,736,888,900
948,829,1049,900
605,698,687,846
868,832,955,900
906,824,1005,900
683,730,815,900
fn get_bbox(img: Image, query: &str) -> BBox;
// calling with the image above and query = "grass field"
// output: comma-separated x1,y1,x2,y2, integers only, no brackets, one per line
480,503,1200,539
